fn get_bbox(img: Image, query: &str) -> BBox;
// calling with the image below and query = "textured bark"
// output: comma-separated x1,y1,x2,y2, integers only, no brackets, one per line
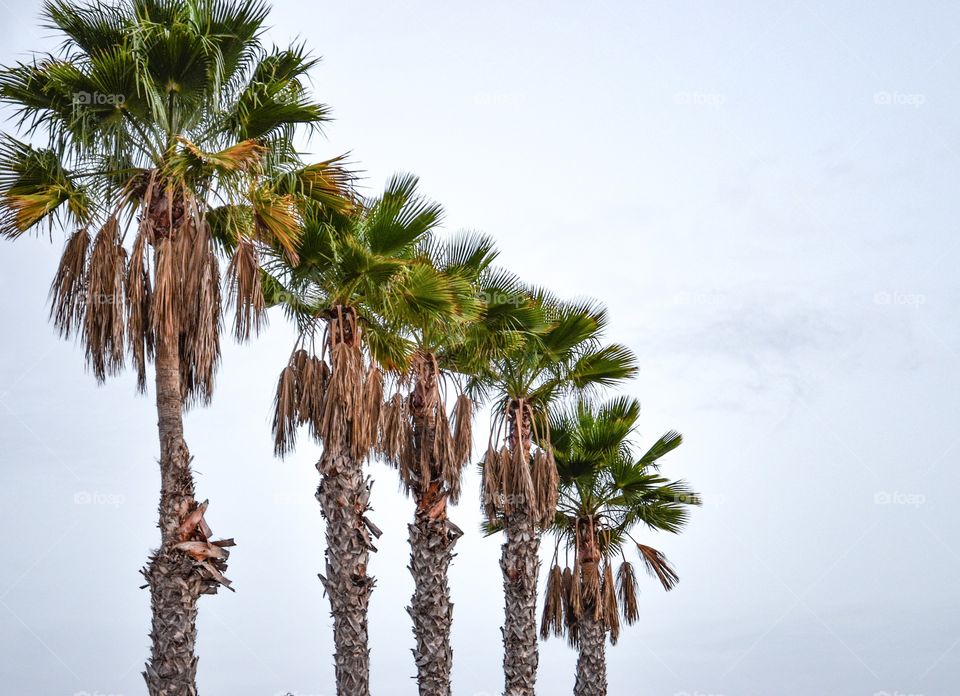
408,509,460,696
143,337,203,696
405,353,462,696
317,440,375,696
574,611,607,696
501,511,540,696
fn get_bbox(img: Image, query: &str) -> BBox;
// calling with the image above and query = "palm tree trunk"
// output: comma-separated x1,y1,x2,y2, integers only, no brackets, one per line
408,495,461,696
573,611,607,696
143,336,203,696
501,510,540,696
317,438,375,696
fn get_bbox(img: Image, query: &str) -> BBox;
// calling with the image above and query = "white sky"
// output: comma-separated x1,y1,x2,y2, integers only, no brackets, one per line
1,1,958,695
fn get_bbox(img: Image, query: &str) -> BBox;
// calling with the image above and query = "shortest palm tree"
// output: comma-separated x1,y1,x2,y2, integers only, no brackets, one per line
539,397,700,696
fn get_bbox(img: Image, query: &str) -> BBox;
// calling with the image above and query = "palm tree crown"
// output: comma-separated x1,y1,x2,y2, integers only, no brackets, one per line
541,396,701,646
269,173,461,456
0,0,348,396
476,297,639,528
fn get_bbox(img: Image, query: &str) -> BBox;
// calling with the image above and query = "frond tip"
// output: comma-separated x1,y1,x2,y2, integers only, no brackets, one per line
49,228,90,338
637,543,679,591
540,564,565,640
616,561,640,625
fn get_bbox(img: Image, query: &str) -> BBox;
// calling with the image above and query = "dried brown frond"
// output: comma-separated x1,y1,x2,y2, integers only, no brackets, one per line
531,448,559,529
125,229,153,392
617,561,640,625
481,446,501,520
434,404,457,499
510,448,535,515
308,357,330,437
296,352,316,423
498,446,513,514
320,338,364,454
637,543,679,591
83,217,126,382
291,348,309,374
540,564,565,640
581,560,602,621
182,246,221,406
151,237,178,350
353,364,383,459
567,564,583,647
226,236,264,341
378,392,404,460
272,365,299,456
295,353,328,437
378,391,415,493
603,561,620,644
451,393,473,467
49,228,90,338
561,566,574,628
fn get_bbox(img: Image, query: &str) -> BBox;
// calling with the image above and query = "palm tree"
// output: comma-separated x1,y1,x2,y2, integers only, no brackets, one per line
376,232,540,696
0,1,347,692
539,397,700,696
269,174,459,696
472,297,637,696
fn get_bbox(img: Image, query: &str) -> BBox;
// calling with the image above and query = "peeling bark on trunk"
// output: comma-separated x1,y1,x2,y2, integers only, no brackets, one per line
317,440,375,696
143,337,203,696
573,611,607,696
408,508,460,696
501,511,540,696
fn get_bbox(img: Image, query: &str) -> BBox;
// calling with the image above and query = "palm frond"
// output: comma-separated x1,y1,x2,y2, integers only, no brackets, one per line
637,543,679,591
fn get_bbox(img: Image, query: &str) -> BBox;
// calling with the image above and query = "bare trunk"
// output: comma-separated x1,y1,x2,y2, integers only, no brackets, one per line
408,507,460,696
143,337,202,696
501,511,540,696
317,439,375,696
573,611,607,696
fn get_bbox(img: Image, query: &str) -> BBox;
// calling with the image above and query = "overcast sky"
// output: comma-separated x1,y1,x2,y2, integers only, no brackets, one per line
1,1,959,695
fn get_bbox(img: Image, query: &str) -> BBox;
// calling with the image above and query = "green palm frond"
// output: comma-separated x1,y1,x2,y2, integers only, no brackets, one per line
547,397,699,562
364,173,443,255
566,343,638,391
637,430,683,468
0,136,91,237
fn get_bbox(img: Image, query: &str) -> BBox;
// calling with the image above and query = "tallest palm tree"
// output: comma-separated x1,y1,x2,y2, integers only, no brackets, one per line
0,1,347,693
